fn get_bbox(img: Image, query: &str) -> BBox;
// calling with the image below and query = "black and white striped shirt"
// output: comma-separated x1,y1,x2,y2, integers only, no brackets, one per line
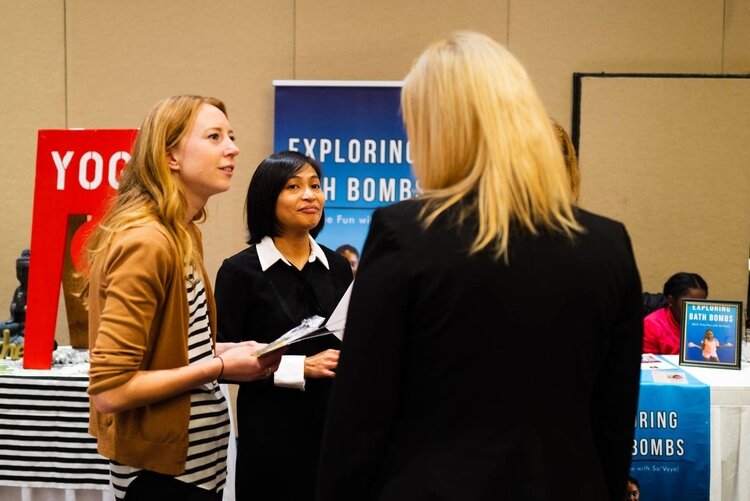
110,271,230,499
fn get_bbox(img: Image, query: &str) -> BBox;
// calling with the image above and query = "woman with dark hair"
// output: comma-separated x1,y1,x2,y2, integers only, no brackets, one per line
335,243,360,275
214,150,353,499
642,272,708,354
624,476,640,500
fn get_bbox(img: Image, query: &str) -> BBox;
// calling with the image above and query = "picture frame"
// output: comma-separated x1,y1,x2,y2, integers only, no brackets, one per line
680,299,743,370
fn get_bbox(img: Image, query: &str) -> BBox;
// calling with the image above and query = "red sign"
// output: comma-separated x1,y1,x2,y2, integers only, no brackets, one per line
24,129,138,369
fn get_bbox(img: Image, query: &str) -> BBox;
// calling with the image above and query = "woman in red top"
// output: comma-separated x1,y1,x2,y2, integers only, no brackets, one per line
642,272,708,354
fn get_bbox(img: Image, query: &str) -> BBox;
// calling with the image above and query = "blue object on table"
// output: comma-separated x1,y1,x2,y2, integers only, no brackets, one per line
631,356,710,501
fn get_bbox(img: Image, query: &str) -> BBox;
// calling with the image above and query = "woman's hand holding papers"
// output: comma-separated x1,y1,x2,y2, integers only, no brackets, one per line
217,341,285,381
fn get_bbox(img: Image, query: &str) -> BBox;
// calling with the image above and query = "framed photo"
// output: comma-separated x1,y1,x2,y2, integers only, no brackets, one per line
680,299,743,370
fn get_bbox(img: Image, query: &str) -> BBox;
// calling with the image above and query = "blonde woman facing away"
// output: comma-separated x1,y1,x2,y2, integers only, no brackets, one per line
317,32,643,501
83,96,284,501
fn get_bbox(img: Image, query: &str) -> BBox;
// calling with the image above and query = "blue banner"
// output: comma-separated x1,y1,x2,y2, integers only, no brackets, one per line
631,356,710,500
274,82,415,254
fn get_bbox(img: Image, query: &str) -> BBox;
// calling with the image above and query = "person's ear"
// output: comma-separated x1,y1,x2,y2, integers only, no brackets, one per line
167,149,180,172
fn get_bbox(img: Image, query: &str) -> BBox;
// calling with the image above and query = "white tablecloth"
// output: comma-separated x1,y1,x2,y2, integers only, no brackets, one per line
0,487,113,501
663,355,750,501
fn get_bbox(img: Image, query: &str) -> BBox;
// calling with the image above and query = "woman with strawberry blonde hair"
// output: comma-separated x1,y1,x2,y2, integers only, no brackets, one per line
83,95,283,500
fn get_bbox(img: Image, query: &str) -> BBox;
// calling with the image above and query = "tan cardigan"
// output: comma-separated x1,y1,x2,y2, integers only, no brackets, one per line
87,221,217,475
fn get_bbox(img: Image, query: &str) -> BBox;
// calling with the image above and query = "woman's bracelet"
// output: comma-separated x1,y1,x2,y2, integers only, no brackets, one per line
215,355,224,380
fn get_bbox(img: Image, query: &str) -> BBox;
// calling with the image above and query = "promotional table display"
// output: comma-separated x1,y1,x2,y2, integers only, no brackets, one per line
633,354,710,500
680,299,743,370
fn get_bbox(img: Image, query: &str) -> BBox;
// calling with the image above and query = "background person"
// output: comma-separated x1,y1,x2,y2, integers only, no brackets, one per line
214,151,353,500
335,244,359,275
642,272,708,354
551,118,580,202
317,31,643,501
84,95,283,501
624,476,640,500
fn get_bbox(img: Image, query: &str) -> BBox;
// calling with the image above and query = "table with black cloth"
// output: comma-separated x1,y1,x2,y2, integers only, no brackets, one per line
0,357,113,501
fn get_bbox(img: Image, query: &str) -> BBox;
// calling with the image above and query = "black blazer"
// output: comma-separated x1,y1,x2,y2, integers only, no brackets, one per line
317,200,643,501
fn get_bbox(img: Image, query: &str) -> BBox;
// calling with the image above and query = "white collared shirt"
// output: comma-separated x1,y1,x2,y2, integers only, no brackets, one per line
256,235,329,390
256,235,330,272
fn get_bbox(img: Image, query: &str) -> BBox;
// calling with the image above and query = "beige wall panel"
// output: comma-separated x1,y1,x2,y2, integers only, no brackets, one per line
509,0,724,129
295,0,508,80
577,76,750,306
65,0,295,287
3,1,749,348
724,0,750,71
0,0,65,331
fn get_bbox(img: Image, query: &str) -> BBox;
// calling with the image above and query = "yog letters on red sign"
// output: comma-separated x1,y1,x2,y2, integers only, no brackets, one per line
24,129,138,369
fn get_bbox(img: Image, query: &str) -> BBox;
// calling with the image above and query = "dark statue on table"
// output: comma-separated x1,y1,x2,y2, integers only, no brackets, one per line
1,249,29,359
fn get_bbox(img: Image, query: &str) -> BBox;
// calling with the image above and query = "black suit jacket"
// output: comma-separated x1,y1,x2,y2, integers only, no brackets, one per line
317,200,643,501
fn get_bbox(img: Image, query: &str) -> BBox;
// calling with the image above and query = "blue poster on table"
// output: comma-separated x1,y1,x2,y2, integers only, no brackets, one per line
273,81,415,255
631,356,710,500
681,300,741,367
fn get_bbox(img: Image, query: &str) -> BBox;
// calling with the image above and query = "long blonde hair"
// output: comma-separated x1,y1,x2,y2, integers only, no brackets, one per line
401,31,581,260
81,95,227,294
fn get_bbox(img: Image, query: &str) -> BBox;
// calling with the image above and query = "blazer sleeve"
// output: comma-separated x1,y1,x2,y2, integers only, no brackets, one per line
590,223,644,501
317,208,409,501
